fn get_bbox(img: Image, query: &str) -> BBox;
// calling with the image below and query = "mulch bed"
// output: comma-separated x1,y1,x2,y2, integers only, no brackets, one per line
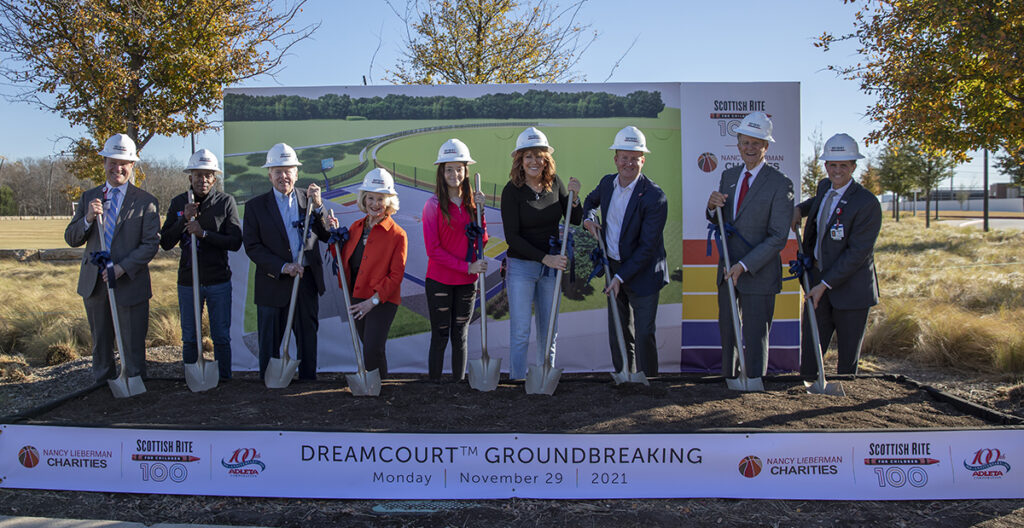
3,374,1023,527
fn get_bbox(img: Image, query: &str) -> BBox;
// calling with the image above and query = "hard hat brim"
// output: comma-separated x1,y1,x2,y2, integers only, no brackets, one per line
609,145,651,153
820,153,866,161
261,161,302,168
183,167,223,174
735,129,776,143
434,157,477,165
98,150,140,162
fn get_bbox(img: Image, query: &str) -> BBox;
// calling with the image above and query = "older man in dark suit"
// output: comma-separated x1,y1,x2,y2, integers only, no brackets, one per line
706,112,794,381
792,133,881,377
243,142,331,381
582,126,669,376
64,134,160,383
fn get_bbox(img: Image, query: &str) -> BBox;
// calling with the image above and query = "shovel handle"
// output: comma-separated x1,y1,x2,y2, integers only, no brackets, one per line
474,173,489,360
329,210,369,374
187,189,205,367
596,235,631,374
791,227,829,381
279,203,315,362
541,189,574,369
715,207,751,380
97,210,130,381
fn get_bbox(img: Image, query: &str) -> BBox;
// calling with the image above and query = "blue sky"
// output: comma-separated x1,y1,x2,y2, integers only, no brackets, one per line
0,0,1002,186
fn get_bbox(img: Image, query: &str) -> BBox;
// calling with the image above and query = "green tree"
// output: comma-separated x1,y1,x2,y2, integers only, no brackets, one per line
387,0,595,84
0,184,15,215
801,125,826,199
818,0,1024,161
877,143,924,221
0,0,317,183
858,157,883,195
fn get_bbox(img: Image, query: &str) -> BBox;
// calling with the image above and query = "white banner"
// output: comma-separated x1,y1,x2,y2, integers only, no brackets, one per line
2,424,1020,500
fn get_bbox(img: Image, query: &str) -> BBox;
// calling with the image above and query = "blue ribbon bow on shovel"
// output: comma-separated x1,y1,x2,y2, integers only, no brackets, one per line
543,229,575,283
324,226,350,278
90,250,116,289
465,222,485,262
784,252,814,282
706,221,754,257
586,246,606,286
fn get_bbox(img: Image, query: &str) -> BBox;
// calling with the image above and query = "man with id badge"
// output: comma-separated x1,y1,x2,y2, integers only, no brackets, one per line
792,133,882,379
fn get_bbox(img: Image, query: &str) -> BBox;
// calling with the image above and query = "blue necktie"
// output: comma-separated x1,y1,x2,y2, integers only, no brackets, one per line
104,187,120,249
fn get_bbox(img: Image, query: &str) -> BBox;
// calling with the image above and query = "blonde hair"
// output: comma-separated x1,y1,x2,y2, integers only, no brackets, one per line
509,147,556,191
357,190,400,216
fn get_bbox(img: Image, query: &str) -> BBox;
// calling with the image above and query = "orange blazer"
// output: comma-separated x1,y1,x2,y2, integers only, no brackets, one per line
340,215,408,305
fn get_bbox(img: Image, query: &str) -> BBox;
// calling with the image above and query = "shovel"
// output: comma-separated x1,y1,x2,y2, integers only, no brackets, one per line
525,190,573,395
264,204,313,388
183,189,219,392
792,227,845,396
714,207,764,392
596,236,648,386
95,208,146,398
467,173,501,392
328,210,381,396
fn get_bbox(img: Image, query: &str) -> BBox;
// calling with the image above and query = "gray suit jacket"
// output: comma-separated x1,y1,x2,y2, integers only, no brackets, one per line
798,178,881,309
64,184,161,305
708,164,794,295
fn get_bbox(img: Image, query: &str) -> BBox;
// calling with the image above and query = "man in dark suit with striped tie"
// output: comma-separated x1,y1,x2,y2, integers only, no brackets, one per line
792,133,881,378
65,134,160,383
706,112,794,381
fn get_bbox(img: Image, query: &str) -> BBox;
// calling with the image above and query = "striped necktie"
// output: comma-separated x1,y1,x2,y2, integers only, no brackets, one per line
104,187,120,250
815,189,837,262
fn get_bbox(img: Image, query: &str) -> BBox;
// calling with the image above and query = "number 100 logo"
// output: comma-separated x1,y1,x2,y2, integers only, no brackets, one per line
873,466,928,488
139,462,188,483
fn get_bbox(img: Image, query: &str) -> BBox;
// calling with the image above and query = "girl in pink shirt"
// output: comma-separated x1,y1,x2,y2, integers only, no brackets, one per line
422,139,488,382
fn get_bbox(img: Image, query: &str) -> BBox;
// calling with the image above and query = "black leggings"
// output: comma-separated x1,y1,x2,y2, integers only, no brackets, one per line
425,279,477,380
351,298,398,378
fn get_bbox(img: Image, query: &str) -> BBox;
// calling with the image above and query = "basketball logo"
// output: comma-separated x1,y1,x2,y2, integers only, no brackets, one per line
18,445,40,468
697,152,718,173
738,455,762,478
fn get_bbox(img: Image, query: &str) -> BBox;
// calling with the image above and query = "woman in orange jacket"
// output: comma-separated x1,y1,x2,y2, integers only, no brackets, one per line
339,168,408,378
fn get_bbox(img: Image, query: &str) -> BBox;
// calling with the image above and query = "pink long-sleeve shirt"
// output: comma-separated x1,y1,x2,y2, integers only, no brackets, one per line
422,195,488,285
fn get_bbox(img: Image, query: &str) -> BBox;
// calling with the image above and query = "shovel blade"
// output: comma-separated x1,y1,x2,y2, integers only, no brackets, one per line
264,356,300,389
184,359,220,393
804,378,846,396
726,375,764,392
108,375,147,399
610,369,650,386
345,369,382,397
525,365,562,395
467,357,502,392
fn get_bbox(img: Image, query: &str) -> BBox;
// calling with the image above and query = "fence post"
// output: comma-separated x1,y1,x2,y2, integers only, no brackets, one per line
414,166,417,188
492,183,498,207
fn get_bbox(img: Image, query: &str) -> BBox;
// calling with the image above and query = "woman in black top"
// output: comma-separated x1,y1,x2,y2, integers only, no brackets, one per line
500,127,582,379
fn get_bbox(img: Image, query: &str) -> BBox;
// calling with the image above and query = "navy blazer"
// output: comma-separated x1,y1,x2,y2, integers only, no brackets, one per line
242,188,331,307
582,173,669,296
798,178,881,309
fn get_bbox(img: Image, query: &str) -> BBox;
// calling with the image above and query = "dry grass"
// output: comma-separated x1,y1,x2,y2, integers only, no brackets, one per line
0,218,77,249
0,258,181,373
868,216,1024,377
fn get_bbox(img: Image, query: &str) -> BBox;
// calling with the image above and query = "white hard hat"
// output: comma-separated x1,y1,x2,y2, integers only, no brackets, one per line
434,138,476,165
262,143,302,168
734,111,775,143
609,125,650,153
183,148,222,174
97,134,140,161
820,133,865,161
512,127,553,155
359,168,397,195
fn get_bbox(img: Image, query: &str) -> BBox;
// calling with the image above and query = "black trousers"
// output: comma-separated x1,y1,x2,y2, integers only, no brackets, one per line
800,276,870,378
352,297,398,378
606,259,661,376
425,278,476,381
83,285,149,383
257,271,319,380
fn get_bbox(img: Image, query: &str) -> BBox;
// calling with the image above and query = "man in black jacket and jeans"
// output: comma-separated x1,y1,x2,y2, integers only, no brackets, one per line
159,149,243,379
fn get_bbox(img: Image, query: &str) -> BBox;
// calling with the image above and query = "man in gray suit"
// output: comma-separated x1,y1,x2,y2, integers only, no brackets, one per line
65,134,161,383
792,133,881,377
706,112,794,380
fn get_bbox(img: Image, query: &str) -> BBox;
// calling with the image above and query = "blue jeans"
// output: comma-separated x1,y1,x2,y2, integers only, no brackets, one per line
505,257,559,379
178,281,232,379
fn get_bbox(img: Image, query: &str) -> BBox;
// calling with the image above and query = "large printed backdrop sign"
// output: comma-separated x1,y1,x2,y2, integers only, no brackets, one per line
221,82,798,374
2,425,1020,499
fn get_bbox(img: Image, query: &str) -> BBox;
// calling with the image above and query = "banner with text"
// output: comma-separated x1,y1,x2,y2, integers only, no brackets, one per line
2,425,1020,500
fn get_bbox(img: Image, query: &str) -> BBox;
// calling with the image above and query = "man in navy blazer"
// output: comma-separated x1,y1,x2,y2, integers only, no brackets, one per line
792,133,881,378
583,126,669,376
706,112,794,380
243,143,331,381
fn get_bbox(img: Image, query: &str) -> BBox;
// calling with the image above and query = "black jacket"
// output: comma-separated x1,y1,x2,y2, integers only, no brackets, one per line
159,188,243,286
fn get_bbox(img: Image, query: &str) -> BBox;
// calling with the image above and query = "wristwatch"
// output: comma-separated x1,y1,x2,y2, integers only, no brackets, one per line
370,296,379,306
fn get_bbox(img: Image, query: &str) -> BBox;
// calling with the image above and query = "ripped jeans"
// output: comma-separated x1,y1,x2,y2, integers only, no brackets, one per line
425,278,477,380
